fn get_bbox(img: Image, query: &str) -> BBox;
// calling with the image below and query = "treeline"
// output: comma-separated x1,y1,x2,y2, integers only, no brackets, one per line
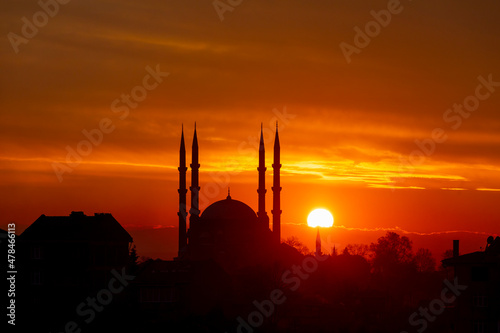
275,232,453,332
287,231,450,273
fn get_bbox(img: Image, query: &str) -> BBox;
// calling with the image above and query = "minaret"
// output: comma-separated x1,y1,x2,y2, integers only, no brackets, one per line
257,124,269,228
272,122,281,244
189,123,200,220
316,227,322,256
177,125,187,256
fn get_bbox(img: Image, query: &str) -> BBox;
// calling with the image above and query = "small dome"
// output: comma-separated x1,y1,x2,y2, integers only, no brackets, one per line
201,197,257,223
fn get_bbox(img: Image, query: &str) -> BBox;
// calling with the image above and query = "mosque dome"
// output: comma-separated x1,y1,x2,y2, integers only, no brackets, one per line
200,195,257,226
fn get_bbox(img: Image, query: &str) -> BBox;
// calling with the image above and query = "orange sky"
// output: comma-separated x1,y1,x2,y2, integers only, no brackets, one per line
1,1,499,259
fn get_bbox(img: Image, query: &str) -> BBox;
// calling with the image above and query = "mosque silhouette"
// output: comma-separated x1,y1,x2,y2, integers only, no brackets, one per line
176,123,283,270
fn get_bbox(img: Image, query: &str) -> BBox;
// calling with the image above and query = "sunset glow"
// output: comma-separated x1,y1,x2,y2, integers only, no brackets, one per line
4,2,500,332
1,1,499,262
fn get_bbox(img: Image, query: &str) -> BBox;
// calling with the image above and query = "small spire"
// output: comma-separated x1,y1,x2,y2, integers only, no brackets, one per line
316,226,322,256
192,122,198,148
276,121,278,131
190,122,200,218
227,187,231,200
259,122,265,151
180,124,186,151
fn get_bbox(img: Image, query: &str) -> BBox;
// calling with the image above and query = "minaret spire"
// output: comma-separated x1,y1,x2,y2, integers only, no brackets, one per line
316,227,322,257
177,125,187,256
189,123,200,219
272,122,281,244
257,123,269,228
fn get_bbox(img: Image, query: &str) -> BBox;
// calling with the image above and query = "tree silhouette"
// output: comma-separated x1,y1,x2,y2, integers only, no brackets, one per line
370,232,413,273
129,244,139,273
284,236,311,255
414,248,436,272
439,249,454,271
343,243,372,260
442,249,454,260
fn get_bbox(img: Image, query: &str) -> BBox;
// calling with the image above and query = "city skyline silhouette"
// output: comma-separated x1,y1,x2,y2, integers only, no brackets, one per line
2,1,500,332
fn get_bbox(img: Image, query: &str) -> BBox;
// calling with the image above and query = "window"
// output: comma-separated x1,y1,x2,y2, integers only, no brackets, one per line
472,295,488,308
31,247,41,259
473,321,485,333
31,271,41,285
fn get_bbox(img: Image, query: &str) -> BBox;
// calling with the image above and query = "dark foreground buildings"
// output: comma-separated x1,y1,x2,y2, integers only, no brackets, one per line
17,125,297,332
129,124,301,331
17,211,133,332
442,237,500,333
15,125,500,333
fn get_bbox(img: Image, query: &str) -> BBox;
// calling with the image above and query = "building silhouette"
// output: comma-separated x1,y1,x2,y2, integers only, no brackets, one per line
442,237,500,333
176,124,282,270
131,258,231,331
18,211,133,331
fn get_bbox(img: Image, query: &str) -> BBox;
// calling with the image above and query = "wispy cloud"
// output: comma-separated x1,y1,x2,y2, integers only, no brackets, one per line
282,222,497,238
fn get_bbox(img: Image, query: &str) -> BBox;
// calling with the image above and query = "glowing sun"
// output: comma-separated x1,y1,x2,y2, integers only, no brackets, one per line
307,208,334,228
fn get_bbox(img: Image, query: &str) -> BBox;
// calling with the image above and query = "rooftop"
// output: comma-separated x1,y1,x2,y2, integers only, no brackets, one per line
20,211,132,243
